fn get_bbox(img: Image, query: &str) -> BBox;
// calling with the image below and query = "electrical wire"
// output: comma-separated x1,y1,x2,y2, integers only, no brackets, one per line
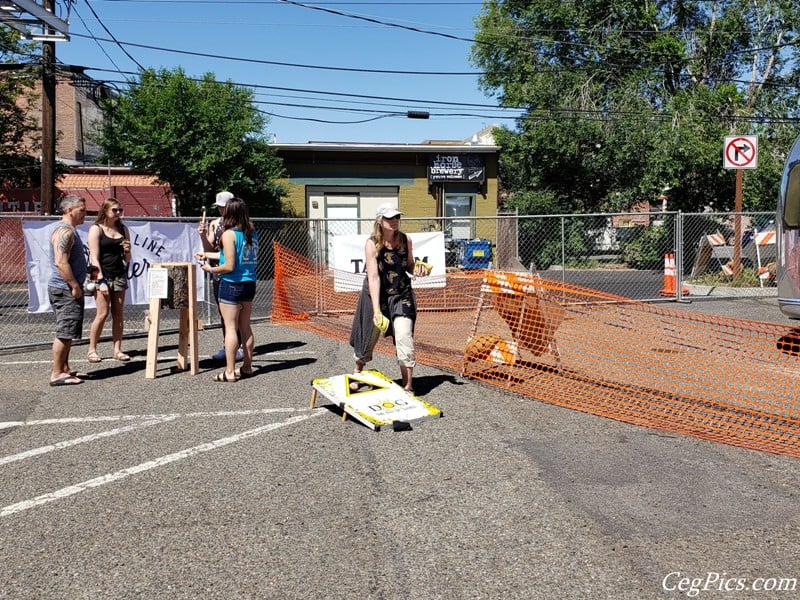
79,0,144,70
71,5,127,75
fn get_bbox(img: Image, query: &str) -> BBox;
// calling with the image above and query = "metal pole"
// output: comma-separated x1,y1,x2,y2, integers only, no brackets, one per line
560,216,566,284
733,168,744,278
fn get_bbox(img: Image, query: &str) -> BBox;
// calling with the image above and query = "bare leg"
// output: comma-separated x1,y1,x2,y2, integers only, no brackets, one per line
400,365,414,392
52,337,72,379
237,300,254,373
89,290,110,355
219,300,241,379
110,290,126,356
213,278,225,347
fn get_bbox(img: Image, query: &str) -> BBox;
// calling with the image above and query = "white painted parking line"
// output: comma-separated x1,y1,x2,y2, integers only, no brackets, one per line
0,418,175,466
1,410,324,518
0,407,303,430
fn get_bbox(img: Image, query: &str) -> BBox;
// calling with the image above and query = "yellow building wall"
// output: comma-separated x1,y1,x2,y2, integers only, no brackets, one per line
276,150,499,242
277,177,305,216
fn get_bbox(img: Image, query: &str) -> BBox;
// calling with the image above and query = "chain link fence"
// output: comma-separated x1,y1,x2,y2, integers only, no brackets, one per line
513,210,777,301
0,210,777,351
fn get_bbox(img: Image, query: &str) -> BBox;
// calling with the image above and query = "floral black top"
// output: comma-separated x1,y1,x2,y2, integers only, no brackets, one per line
375,234,415,319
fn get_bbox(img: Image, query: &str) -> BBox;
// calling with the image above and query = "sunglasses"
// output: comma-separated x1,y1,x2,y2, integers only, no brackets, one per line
111,207,124,214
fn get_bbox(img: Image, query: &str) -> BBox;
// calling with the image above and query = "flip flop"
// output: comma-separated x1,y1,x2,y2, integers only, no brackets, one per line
69,371,89,379
213,371,239,382
113,352,131,362
87,351,102,363
234,368,254,379
50,375,83,386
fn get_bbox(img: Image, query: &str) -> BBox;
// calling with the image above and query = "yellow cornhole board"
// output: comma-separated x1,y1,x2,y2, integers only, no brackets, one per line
310,369,443,431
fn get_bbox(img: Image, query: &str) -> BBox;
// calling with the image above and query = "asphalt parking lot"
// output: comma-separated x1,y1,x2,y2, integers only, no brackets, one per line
1,298,799,599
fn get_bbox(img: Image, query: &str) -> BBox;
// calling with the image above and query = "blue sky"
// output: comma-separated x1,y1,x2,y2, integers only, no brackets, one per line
51,0,522,144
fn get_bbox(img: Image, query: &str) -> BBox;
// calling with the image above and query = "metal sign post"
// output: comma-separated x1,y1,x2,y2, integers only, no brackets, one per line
723,136,758,277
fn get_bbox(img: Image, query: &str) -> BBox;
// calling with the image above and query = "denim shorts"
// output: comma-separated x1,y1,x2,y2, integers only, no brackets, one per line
218,279,256,304
48,286,85,340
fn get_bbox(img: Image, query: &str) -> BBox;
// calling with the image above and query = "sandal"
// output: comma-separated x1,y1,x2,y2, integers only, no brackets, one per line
235,368,254,379
50,374,83,386
113,352,131,362
213,371,239,382
87,351,102,363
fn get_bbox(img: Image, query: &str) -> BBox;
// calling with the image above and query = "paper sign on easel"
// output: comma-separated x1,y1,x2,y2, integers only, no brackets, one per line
148,267,169,299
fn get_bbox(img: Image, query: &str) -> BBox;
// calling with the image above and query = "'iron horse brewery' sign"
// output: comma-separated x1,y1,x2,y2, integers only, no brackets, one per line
428,154,485,183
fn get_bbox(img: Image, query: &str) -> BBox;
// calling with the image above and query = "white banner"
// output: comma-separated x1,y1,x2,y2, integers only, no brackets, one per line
23,221,205,313
330,231,446,292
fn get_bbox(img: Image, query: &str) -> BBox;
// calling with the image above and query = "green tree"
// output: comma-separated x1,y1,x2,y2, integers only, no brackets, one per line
0,26,41,188
96,67,286,215
472,0,800,215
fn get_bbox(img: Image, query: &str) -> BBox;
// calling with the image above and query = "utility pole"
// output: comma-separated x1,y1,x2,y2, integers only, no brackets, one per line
0,2,70,214
41,0,56,215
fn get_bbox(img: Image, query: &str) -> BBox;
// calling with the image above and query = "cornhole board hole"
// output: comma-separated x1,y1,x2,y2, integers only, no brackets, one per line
310,369,443,431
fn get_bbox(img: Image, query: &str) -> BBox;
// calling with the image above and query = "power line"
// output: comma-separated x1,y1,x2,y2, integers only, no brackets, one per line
78,0,144,70
70,5,126,74
91,69,504,108
92,72,800,126
6,1,794,129
67,33,481,75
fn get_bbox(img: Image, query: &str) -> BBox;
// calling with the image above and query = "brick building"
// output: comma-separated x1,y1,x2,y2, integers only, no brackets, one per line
2,70,173,216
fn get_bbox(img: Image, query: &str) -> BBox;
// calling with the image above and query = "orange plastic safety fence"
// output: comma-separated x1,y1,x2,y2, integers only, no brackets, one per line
272,242,800,458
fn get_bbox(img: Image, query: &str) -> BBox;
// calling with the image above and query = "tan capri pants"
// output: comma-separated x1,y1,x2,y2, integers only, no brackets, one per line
393,316,415,368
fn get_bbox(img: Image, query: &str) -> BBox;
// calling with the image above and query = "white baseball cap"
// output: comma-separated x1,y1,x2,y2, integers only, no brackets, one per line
375,203,402,220
215,191,234,207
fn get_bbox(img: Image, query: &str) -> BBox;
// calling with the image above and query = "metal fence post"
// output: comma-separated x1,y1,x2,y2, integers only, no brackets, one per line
560,215,566,283
313,218,324,315
675,211,688,302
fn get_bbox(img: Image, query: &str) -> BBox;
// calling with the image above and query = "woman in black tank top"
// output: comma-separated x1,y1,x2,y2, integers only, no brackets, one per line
87,198,131,363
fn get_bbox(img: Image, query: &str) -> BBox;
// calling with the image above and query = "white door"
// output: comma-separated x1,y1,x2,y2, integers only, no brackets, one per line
325,194,359,265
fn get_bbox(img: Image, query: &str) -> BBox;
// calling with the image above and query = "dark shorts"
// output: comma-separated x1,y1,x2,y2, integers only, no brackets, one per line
48,286,85,340
218,279,256,304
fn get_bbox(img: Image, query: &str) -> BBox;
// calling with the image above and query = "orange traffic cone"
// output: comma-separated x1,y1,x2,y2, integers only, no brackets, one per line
659,254,675,296
660,253,689,297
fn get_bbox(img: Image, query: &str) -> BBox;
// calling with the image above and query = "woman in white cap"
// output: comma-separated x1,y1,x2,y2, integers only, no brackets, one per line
197,191,243,361
349,202,430,394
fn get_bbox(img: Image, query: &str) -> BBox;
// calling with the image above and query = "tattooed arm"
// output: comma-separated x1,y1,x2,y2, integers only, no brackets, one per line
52,227,83,299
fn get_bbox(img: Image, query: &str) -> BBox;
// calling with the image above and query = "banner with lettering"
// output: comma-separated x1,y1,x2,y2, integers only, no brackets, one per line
23,220,204,313
330,231,446,292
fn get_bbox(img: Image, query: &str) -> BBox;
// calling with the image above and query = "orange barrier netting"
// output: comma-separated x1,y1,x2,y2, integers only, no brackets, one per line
272,242,800,458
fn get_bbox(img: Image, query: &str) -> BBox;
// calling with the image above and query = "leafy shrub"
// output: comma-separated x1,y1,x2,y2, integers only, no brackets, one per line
621,224,671,270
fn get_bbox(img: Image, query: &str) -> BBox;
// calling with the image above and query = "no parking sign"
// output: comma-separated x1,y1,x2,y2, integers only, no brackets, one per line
723,136,758,169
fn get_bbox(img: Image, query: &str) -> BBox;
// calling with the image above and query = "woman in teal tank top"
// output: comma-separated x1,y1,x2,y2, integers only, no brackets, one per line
198,197,258,382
